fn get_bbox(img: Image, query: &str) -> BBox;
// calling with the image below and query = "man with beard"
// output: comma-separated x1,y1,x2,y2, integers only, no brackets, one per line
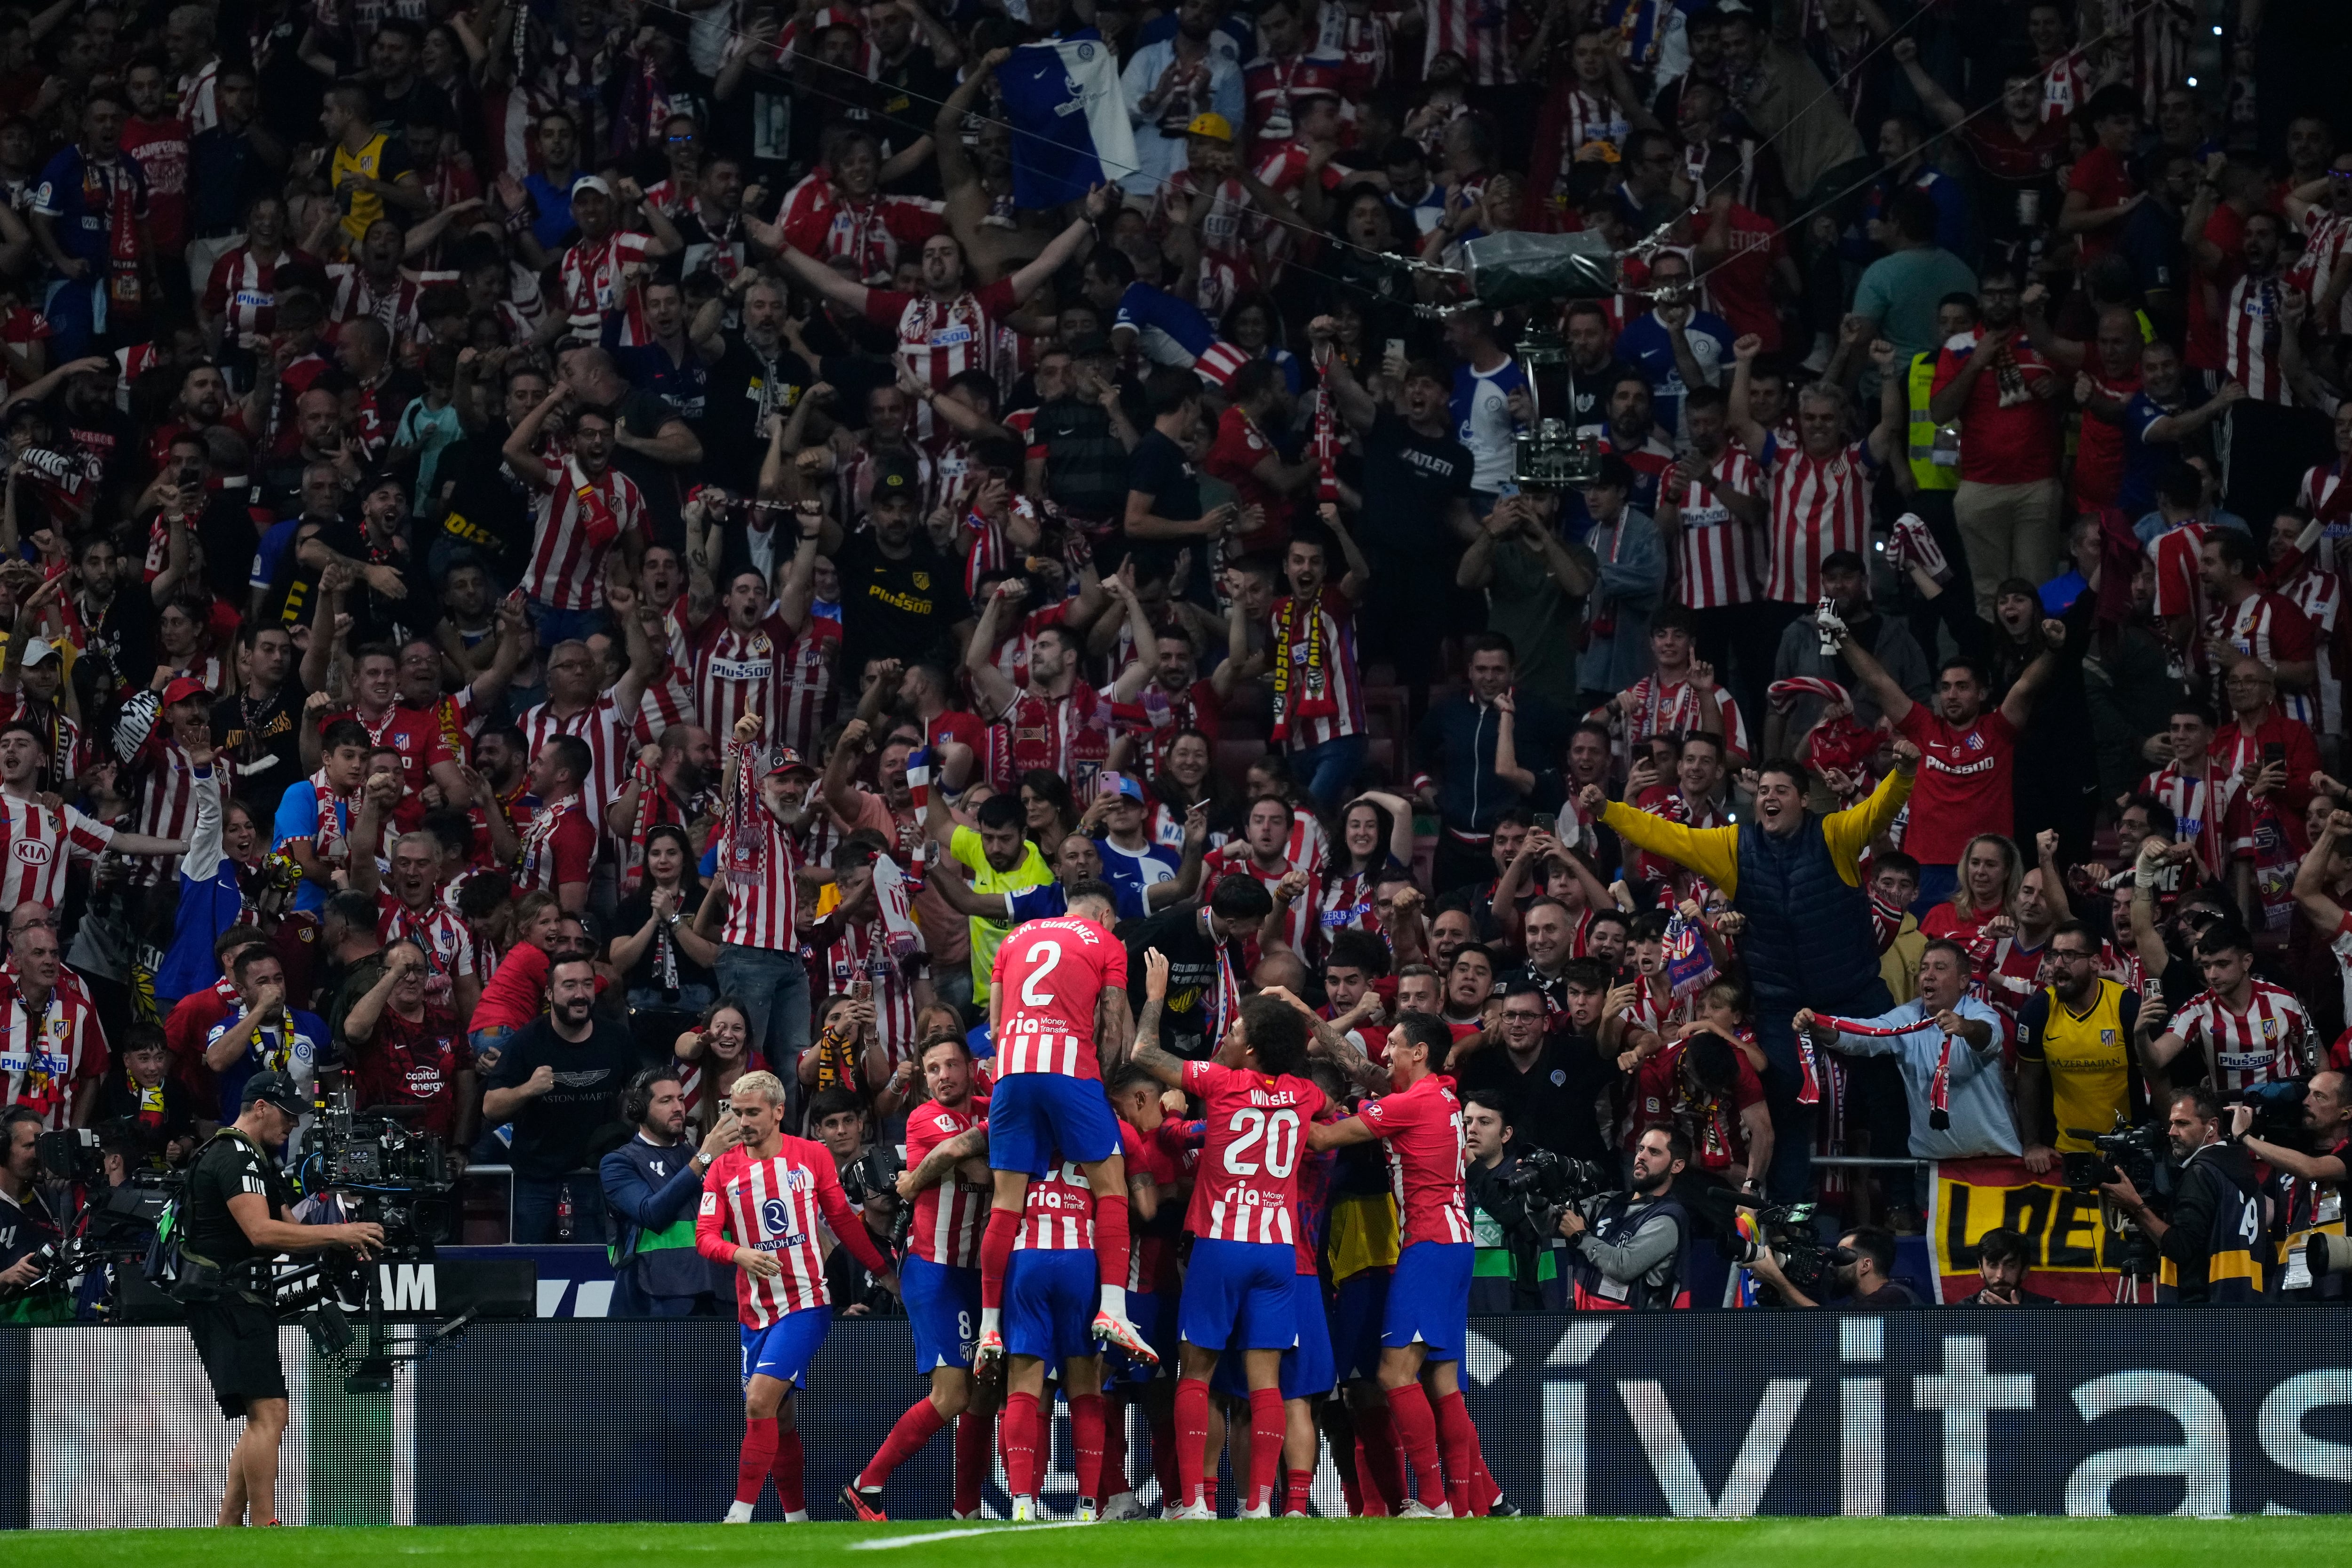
692,276,813,494
600,1066,740,1319
832,454,975,677
2101,1086,2265,1304
1558,1125,1694,1310
482,955,643,1243
610,723,718,871
317,644,473,807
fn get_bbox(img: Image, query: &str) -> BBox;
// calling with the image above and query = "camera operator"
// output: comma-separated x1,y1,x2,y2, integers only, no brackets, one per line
180,1073,383,1527
1557,1127,1693,1310
1462,1091,1549,1312
0,1107,66,1322
810,1087,899,1316
2232,1070,2349,1298
1746,1225,1921,1309
1950,1227,2057,1305
602,1067,743,1317
2100,1086,2263,1303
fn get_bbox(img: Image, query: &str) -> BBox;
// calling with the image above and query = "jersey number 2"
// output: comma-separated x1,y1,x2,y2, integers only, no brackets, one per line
1020,940,1062,1007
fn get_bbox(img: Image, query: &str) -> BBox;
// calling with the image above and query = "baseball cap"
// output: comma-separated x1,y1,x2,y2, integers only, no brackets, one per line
161,676,211,708
765,747,817,779
571,175,614,201
870,452,921,499
20,637,59,665
241,1070,305,1118
1186,112,1234,143
1105,773,1145,804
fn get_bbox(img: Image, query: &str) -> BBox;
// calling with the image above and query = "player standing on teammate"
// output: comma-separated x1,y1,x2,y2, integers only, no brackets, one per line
697,1070,897,1524
977,881,1155,1368
1311,1012,1489,1518
847,1035,994,1522
1128,947,1326,1519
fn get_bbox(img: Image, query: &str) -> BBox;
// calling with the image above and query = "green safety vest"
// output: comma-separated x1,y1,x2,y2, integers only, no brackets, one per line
1906,351,1959,493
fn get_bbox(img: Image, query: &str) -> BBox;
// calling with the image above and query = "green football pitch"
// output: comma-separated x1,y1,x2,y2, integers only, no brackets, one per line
8,1516,2339,1567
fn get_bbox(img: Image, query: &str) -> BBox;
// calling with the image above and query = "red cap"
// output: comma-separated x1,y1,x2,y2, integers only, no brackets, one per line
161,677,211,708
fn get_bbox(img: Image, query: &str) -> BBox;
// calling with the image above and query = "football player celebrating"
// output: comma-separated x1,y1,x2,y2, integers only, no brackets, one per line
1001,1151,1113,1520
848,1035,994,1522
976,881,1154,1368
1310,1013,1487,1518
697,1069,896,1524
1128,947,1326,1519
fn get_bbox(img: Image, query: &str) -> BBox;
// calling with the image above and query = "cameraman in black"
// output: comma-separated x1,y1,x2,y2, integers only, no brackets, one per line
1748,1226,1921,1308
2100,1085,2263,1303
2232,1070,2348,1299
181,1072,384,1527
1557,1126,1694,1309
809,1087,899,1316
0,1108,65,1323
1463,1091,1549,1312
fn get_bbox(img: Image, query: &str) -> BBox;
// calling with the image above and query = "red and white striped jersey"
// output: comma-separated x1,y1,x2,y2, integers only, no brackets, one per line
697,1138,862,1327
2148,521,2218,625
992,915,1125,1079
2139,761,2234,876
326,263,426,344
818,915,920,1067
863,279,1017,438
2206,589,2317,726
775,175,944,287
2222,271,2293,406
2297,461,2352,555
0,793,114,913
2167,979,2312,1094
1316,0,1393,99
1238,50,1342,151
981,602,1069,692
1358,1069,1472,1248
688,611,837,765
1552,85,1633,161
1264,586,1367,750
523,466,643,612
519,693,635,839
1608,674,1751,765
203,243,314,349
1201,845,1313,954
639,598,698,737
1016,1156,1096,1250
374,890,478,1008
1664,446,1765,609
979,682,1115,796
557,230,653,338
1181,1058,1326,1245
1759,438,1874,606
127,734,229,889
0,971,107,1130
715,740,802,951
904,1099,988,1267
2040,49,2092,123
2290,209,2352,336
1423,0,1520,86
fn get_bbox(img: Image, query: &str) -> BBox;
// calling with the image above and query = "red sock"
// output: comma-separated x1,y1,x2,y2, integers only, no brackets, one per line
1435,1391,1484,1516
1072,1392,1107,1503
771,1427,805,1513
736,1416,778,1506
979,1207,1019,1312
1147,1398,1181,1508
1470,1442,1498,1517
1092,1191,1130,1292
953,1411,990,1515
1100,1392,1131,1496
1173,1377,1210,1508
1247,1388,1283,1512
859,1397,945,1489
1202,1470,1219,1514
1285,1467,1314,1516
1001,1391,1042,1498
1358,1400,1408,1512
1345,1433,1375,1515
1384,1383,1446,1508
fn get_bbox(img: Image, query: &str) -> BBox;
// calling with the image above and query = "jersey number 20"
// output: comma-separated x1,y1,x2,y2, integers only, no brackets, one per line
1224,1108,1300,1179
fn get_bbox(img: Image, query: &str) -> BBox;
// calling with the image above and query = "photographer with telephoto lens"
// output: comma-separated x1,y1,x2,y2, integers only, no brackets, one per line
2101,1086,2264,1303
1557,1126,1695,1310
2231,1071,2349,1299
0,1108,66,1322
1746,1224,1921,1309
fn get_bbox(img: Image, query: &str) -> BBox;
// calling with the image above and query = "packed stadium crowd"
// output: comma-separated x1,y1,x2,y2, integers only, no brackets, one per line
0,0,2348,1530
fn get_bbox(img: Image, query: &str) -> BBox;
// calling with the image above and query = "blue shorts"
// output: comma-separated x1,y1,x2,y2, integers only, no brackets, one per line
1380,1242,1473,1361
740,1305,831,1389
902,1254,981,1374
1106,1289,1168,1385
1179,1237,1297,1353
1332,1268,1391,1384
1004,1248,1100,1371
1212,1273,1333,1400
987,1073,1121,1176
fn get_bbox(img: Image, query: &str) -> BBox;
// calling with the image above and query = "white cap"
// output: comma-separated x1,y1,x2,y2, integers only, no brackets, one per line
571,175,613,200
20,637,59,665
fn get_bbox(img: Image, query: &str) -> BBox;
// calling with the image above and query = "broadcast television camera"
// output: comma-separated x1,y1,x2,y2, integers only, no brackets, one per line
296,1098,457,1259
1727,1202,1855,1306
1499,1146,1614,1236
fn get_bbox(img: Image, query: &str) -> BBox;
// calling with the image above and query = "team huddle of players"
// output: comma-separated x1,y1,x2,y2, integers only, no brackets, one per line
689,882,1492,1522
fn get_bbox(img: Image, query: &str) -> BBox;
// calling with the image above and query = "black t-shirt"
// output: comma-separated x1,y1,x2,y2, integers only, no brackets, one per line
608,385,688,549
1451,1034,1616,1162
216,677,309,822
1120,902,1238,1060
433,425,539,587
870,50,958,194
699,333,814,493
183,1130,292,1272
482,1015,643,1177
1357,408,1474,559
614,885,716,998
1562,358,1639,435
1127,429,1200,523
833,531,973,678
195,493,263,604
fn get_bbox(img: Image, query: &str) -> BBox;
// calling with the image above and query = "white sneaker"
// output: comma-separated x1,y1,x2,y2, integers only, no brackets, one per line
1010,1495,1037,1522
722,1501,755,1524
951,1508,982,1520
1100,1491,1146,1521
1397,1500,1454,1519
1091,1309,1159,1365
783,1510,809,1523
1076,1499,1099,1522
1171,1501,1216,1520
1240,1503,1271,1519
1283,1508,1310,1518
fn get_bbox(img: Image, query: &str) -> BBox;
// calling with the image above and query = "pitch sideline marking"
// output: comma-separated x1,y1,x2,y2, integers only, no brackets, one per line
850,1521,1095,1549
